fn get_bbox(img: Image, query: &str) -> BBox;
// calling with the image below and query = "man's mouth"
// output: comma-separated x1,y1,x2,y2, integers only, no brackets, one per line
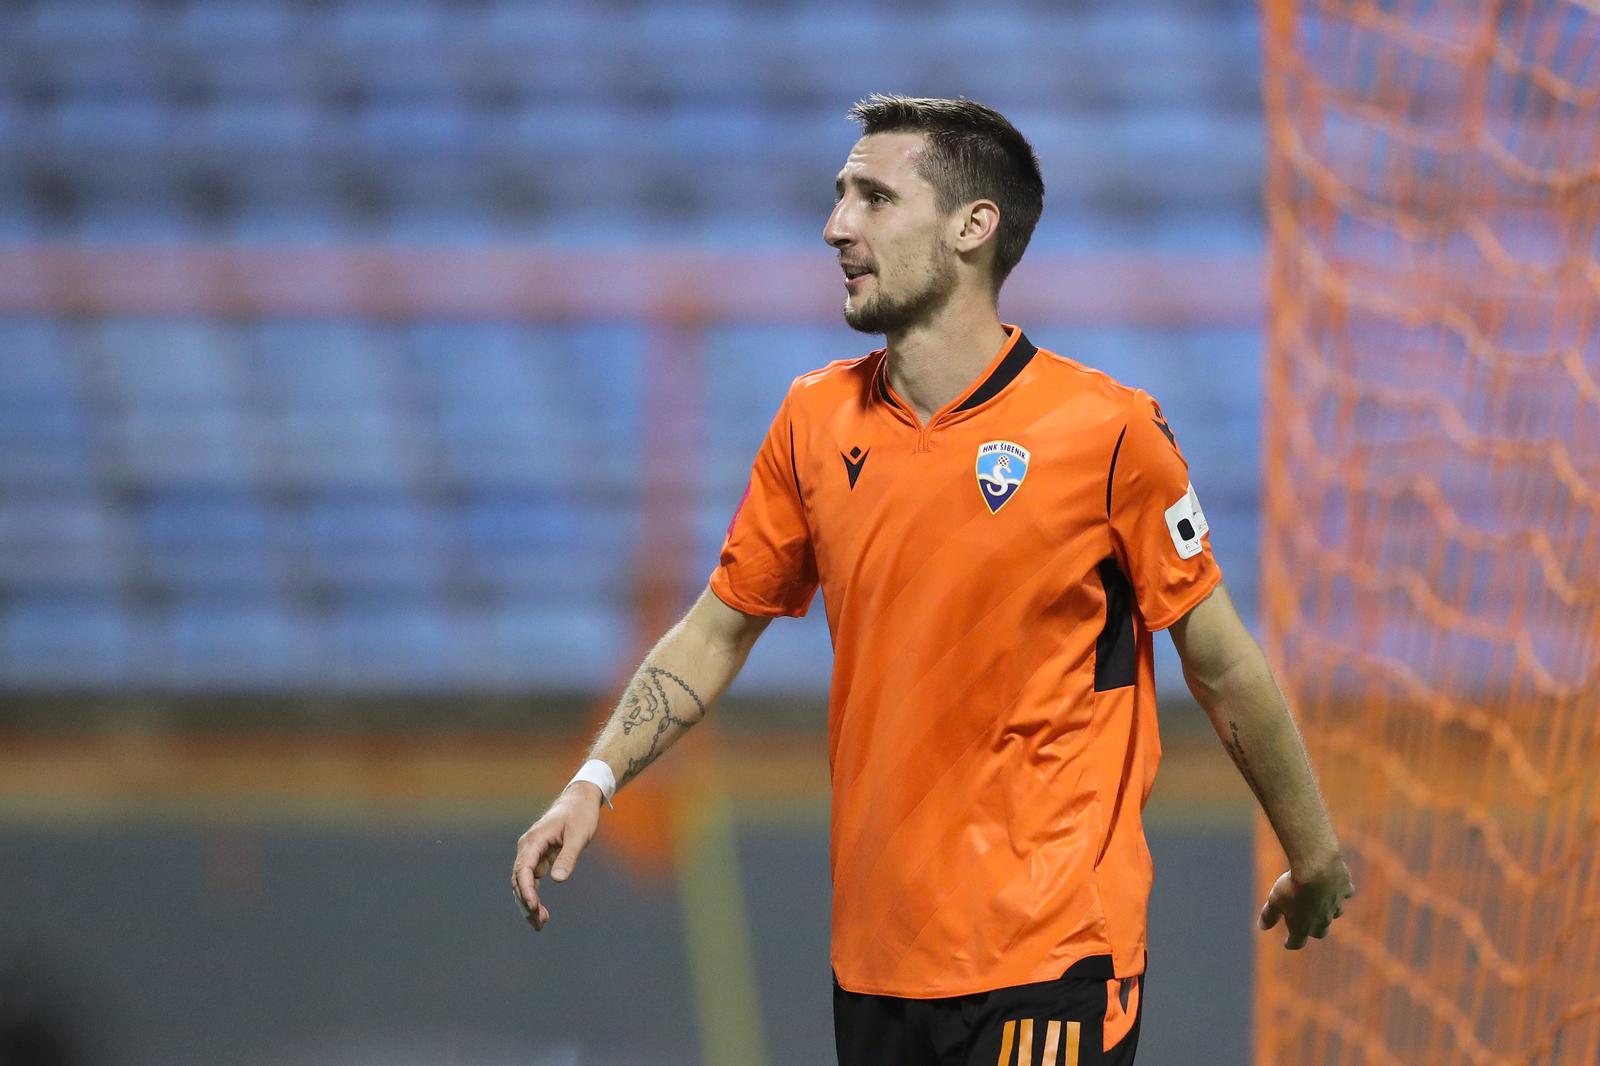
842,264,874,287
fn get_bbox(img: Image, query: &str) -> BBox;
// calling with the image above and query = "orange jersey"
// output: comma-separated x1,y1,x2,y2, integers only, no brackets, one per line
709,325,1222,998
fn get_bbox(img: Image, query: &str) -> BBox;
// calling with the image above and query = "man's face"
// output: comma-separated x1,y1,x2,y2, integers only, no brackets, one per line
824,132,959,335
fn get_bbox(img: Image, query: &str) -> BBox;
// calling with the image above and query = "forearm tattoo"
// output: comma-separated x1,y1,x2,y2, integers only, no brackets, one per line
1224,719,1270,808
618,666,705,787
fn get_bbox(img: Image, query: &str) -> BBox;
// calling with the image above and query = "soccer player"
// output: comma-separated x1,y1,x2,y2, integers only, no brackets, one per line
513,95,1355,1065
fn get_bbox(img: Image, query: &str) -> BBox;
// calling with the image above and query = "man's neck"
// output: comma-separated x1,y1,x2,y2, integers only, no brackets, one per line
883,299,1011,424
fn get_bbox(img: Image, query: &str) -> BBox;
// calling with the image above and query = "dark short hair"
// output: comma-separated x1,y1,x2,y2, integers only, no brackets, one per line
847,94,1044,289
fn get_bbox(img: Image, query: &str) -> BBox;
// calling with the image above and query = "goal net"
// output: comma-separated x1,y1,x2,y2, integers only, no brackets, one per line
1259,0,1600,1062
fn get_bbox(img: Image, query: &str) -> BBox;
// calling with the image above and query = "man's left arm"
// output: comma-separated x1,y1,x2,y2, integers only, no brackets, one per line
1168,581,1356,950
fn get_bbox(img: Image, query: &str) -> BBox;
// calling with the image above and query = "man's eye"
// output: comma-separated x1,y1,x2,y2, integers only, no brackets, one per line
870,193,890,205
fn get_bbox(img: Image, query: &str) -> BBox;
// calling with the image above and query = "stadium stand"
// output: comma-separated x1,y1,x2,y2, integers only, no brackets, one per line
0,0,1267,693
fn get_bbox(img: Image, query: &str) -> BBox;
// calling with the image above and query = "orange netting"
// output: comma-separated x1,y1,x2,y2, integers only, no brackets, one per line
1259,0,1600,1063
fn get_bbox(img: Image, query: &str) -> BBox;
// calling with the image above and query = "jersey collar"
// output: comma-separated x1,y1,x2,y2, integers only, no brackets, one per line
874,324,1039,419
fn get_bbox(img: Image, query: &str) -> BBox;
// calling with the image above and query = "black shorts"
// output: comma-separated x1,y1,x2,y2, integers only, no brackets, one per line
833,954,1144,1066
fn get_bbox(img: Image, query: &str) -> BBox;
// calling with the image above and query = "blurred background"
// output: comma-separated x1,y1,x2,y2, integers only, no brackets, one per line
1,0,1592,1064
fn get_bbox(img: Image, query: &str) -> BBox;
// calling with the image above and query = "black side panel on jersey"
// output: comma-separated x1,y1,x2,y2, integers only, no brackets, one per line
1095,558,1137,691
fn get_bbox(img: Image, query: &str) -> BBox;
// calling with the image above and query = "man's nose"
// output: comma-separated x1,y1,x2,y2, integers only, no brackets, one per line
824,202,853,248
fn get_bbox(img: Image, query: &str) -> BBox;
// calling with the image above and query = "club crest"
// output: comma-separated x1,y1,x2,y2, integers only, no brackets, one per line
976,440,1030,514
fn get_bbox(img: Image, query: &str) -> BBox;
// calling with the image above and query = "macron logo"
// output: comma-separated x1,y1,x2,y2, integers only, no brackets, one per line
841,446,869,489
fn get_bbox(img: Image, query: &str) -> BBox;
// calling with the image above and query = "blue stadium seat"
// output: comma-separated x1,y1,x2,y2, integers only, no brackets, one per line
433,405,566,491
0,101,18,162
0,404,95,491
296,494,445,593
250,322,392,408
0,321,75,395
76,205,198,243
408,324,578,489
455,495,633,600
414,323,645,495
478,3,585,45
267,409,419,490
356,103,469,157
689,214,828,247
162,597,307,688
25,3,145,46
478,599,624,691
107,409,261,488
171,2,294,49
31,42,145,99
656,106,771,154
316,597,459,690
136,492,282,592
0,596,138,688
326,3,445,48
506,106,635,156
0,497,122,590
93,320,245,405
0,210,35,241
228,206,346,243
406,323,531,390
50,98,166,152
198,102,316,157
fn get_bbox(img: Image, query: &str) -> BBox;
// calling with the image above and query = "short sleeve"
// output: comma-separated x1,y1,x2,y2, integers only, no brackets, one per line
708,386,819,617
1107,390,1223,630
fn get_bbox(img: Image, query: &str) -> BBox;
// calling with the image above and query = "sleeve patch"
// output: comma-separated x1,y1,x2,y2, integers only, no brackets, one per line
1163,482,1210,560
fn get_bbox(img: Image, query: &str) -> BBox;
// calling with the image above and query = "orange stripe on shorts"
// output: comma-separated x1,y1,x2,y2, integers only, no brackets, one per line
1041,1019,1061,1064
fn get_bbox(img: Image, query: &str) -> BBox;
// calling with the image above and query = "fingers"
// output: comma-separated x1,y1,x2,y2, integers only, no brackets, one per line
1271,906,1340,949
1276,904,1338,949
1335,875,1354,920
551,838,584,883
513,826,562,932
512,866,542,930
516,893,550,931
512,800,600,932
1260,865,1357,950
513,858,548,931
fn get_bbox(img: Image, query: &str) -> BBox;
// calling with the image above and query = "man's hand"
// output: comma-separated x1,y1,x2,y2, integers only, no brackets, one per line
1258,856,1355,950
512,782,604,932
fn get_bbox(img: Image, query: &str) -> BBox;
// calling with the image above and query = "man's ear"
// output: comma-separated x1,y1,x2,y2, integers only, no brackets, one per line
951,199,1001,256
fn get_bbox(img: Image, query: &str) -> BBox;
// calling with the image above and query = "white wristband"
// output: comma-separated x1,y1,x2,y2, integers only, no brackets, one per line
568,759,616,809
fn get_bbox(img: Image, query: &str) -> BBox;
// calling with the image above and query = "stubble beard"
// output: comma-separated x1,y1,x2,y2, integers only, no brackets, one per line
842,237,959,336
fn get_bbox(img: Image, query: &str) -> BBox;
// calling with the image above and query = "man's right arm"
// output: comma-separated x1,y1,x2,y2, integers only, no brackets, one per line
511,585,772,931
